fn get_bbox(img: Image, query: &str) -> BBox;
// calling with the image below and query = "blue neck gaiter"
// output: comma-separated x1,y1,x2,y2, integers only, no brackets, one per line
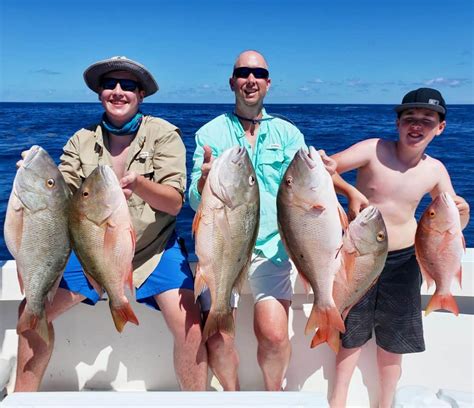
102,112,143,136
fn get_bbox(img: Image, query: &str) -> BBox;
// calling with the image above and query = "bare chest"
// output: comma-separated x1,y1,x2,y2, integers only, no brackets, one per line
109,145,131,179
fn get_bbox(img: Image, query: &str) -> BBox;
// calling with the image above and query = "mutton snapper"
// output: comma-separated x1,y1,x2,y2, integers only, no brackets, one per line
69,165,138,332
311,206,388,352
415,192,465,315
4,146,71,344
277,146,347,344
193,146,259,341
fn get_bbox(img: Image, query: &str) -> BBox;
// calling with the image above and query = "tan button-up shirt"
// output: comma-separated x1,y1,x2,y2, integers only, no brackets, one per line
59,115,187,287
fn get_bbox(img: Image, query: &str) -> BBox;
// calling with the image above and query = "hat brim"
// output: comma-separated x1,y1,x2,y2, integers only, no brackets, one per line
84,58,159,97
394,103,446,115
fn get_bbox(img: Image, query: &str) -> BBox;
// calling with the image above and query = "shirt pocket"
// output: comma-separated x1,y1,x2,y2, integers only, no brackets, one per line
258,149,285,191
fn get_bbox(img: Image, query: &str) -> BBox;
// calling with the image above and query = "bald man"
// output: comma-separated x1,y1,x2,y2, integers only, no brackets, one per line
189,50,306,391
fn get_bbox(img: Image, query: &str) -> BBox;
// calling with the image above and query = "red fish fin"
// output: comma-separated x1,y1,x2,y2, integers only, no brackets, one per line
425,293,459,316
310,327,340,353
438,232,457,253
337,204,349,230
194,265,208,302
202,311,235,342
305,306,345,335
416,257,435,290
110,301,139,332
192,206,203,238
456,266,462,289
341,248,357,282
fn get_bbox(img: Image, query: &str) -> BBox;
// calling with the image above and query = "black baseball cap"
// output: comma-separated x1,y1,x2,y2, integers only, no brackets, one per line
394,88,446,116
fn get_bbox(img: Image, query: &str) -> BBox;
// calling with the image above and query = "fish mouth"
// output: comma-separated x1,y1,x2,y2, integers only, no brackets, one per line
231,146,246,164
97,165,117,184
21,145,41,169
439,192,453,207
358,206,380,225
300,147,319,170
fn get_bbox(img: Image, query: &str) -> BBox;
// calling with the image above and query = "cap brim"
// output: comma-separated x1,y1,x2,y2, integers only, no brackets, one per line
394,103,445,115
83,58,158,97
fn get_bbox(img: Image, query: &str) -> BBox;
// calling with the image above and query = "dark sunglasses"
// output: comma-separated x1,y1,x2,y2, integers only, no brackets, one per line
232,67,269,79
100,78,140,92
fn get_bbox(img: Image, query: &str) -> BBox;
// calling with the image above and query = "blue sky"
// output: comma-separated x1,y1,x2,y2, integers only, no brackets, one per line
1,0,472,104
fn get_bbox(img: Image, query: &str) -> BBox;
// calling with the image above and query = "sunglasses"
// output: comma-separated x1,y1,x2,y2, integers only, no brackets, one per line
100,78,140,92
232,67,269,79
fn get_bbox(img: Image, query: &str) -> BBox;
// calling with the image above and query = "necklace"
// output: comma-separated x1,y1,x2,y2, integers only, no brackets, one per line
233,112,265,125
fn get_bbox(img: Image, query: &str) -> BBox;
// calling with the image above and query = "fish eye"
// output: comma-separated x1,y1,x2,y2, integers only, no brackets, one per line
249,175,255,186
46,178,55,188
376,231,386,242
82,191,89,197
286,176,293,186
429,210,436,217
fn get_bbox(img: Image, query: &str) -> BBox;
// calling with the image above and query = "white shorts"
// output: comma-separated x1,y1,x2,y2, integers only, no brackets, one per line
199,253,295,312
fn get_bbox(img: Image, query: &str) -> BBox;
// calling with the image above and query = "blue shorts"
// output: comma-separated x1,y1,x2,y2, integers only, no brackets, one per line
59,234,194,311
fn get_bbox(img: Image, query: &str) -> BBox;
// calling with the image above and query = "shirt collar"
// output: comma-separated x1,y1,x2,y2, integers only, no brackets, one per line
230,108,273,138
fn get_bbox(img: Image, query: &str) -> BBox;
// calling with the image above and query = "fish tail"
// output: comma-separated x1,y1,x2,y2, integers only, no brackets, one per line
425,293,459,316
17,308,50,344
305,305,345,335
202,310,235,342
310,327,341,353
110,301,140,332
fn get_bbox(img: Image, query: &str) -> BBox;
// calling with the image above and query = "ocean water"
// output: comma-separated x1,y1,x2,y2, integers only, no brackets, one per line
0,102,472,261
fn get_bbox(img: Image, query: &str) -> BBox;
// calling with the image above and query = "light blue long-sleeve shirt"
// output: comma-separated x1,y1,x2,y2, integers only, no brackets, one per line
188,109,306,265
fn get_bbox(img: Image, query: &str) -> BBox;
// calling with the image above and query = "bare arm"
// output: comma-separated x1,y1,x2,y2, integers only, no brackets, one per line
329,139,376,219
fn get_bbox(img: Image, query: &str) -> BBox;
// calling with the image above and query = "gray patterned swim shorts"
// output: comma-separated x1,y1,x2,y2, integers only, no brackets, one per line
341,245,425,354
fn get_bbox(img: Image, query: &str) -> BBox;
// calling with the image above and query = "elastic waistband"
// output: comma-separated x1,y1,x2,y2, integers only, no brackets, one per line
387,245,415,258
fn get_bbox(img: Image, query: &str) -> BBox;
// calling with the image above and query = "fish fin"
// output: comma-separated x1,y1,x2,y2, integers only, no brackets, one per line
312,204,325,211
4,192,24,258
456,266,462,289
47,274,64,304
192,205,203,238
438,231,457,253
194,265,208,302
415,249,435,290
110,301,139,332
17,308,50,345
305,305,345,335
310,327,340,353
202,311,235,342
297,272,312,296
17,269,25,295
341,247,357,282
215,208,232,244
337,204,349,230
425,293,459,316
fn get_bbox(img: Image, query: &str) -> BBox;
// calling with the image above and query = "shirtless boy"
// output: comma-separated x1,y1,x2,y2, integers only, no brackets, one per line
329,88,470,408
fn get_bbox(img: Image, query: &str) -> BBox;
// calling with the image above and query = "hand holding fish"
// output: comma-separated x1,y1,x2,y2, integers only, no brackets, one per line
120,170,138,200
347,188,370,221
318,149,337,175
197,145,214,194
453,195,470,230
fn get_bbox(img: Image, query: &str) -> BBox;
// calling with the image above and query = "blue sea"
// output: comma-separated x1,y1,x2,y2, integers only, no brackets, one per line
0,102,472,261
